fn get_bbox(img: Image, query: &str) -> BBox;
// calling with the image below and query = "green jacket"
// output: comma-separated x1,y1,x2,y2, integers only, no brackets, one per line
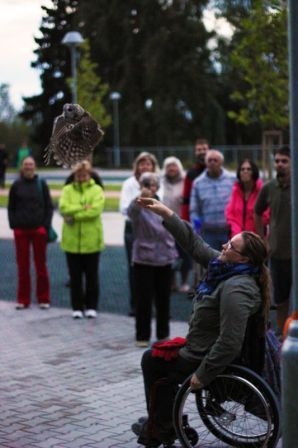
59,179,105,254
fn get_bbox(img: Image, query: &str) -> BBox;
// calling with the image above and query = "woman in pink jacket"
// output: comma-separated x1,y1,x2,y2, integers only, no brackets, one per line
225,159,269,237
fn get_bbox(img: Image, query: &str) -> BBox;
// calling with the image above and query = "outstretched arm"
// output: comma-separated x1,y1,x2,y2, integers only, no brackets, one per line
136,197,174,220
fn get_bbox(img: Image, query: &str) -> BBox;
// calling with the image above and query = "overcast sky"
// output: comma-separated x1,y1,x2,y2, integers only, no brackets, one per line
0,1,232,111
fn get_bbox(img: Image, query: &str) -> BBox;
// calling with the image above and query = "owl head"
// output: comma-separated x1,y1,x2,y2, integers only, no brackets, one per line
63,103,85,123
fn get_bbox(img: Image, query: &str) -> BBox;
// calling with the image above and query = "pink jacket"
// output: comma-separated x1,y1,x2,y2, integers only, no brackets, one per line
225,179,269,237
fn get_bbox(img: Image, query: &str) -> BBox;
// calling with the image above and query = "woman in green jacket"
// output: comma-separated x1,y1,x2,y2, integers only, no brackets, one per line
59,160,105,319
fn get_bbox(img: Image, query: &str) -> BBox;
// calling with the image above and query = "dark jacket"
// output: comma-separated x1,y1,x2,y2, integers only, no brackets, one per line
163,213,261,386
8,175,53,229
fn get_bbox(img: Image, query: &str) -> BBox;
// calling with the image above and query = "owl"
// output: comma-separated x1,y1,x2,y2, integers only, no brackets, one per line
44,103,104,168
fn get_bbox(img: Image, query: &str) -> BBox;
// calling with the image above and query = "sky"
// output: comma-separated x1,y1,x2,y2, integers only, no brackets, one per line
0,0,51,111
0,1,233,112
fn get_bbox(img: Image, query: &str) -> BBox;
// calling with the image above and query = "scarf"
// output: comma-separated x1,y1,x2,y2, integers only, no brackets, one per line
196,258,259,300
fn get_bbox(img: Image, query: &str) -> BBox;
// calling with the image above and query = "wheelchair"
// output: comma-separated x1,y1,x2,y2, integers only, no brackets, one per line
172,364,281,448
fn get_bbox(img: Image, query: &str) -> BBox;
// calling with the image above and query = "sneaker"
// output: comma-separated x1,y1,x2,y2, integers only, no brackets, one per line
39,303,50,309
72,310,83,319
135,340,150,348
179,284,190,293
85,309,97,318
15,303,29,310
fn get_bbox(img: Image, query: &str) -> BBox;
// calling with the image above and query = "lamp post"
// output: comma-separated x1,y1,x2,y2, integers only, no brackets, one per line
62,31,84,103
282,1,298,445
110,91,122,167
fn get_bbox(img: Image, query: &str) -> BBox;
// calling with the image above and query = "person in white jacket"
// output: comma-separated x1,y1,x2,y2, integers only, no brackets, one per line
160,156,192,292
119,152,160,316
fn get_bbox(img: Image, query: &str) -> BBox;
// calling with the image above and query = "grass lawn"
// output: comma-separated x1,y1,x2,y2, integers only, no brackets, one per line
1,183,120,212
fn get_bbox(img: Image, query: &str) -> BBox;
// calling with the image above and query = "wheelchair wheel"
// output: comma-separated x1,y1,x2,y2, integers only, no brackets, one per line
173,365,281,448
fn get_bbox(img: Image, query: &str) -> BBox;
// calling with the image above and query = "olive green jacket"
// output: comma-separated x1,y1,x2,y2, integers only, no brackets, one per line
59,179,105,254
163,213,262,386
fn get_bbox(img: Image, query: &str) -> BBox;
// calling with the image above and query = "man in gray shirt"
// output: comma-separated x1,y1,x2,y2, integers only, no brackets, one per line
254,145,291,335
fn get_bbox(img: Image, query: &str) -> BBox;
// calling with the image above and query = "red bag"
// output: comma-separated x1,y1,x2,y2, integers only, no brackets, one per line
152,337,187,361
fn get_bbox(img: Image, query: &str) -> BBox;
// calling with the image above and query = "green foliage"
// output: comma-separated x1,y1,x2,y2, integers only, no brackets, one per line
21,0,227,148
227,2,288,130
75,39,112,129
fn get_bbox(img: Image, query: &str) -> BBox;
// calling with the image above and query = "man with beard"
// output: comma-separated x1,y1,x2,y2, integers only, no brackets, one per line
254,145,291,336
181,139,209,222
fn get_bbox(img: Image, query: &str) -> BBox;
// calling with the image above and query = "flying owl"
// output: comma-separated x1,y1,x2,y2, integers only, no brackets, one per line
44,103,104,168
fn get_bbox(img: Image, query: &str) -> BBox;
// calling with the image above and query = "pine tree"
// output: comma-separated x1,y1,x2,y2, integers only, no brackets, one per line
20,0,79,157
75,39,111,129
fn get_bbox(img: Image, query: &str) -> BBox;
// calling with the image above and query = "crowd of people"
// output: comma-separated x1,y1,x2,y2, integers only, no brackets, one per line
5,143,291,331
3,140,290,446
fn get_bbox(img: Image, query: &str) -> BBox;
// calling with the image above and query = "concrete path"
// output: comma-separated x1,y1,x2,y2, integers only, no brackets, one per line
0,208,124,246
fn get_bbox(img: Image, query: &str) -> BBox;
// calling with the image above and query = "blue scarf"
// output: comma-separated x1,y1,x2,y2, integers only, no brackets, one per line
196,258,259,300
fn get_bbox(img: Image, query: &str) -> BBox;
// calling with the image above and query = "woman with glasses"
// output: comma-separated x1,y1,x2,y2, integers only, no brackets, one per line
225,159,269,237
131,197,271,447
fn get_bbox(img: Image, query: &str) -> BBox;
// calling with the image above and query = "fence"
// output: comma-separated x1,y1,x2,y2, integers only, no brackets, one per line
94,144,279,176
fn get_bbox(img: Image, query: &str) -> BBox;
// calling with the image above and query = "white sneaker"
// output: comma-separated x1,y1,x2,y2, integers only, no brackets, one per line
39,303,50,309
179,284,190,293
72,310,83,319
85,309,97,318
15,303,29,310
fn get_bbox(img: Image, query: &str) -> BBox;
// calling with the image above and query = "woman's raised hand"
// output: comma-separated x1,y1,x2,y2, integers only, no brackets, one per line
136,197,174,219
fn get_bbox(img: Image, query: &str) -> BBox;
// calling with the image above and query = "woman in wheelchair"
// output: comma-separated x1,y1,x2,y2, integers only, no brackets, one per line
131,198,275,447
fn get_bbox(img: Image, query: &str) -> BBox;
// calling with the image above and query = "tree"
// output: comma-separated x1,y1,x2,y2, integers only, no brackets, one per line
20,0,79,159
0,84,16,123
75,0,226,146
75,39,111,129
225,1,288,131
21,0,228,150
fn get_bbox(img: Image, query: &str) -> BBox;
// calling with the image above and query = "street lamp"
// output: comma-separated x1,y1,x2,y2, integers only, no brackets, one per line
62,31,84,103
110,91,122,167
282,1,298,446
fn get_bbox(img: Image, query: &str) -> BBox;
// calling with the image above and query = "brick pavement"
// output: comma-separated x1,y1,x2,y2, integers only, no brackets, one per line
0,208,282,447
0,300,188,448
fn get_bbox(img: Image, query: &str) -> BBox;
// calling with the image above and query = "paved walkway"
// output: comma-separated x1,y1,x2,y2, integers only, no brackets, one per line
0,300,188,448
0,207,282,447
0,207,192,447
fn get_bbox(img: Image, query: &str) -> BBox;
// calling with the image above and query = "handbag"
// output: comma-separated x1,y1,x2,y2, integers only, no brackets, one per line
47,226,58,243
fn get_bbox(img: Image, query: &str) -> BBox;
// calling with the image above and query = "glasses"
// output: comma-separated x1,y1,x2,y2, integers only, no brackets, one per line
207,158,220,163
240,167,252,172
226,240,244,255
274,158,289,164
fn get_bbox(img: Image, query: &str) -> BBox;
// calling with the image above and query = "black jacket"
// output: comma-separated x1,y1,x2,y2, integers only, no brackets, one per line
8,175,53,229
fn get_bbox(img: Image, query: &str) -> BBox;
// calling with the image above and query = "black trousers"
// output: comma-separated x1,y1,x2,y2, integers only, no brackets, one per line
66,252,100,311
141,349,199,424
134,263,172,341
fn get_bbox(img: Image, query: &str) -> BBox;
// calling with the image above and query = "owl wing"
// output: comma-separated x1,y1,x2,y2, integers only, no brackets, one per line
50,114,104,168
44,115,73,165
